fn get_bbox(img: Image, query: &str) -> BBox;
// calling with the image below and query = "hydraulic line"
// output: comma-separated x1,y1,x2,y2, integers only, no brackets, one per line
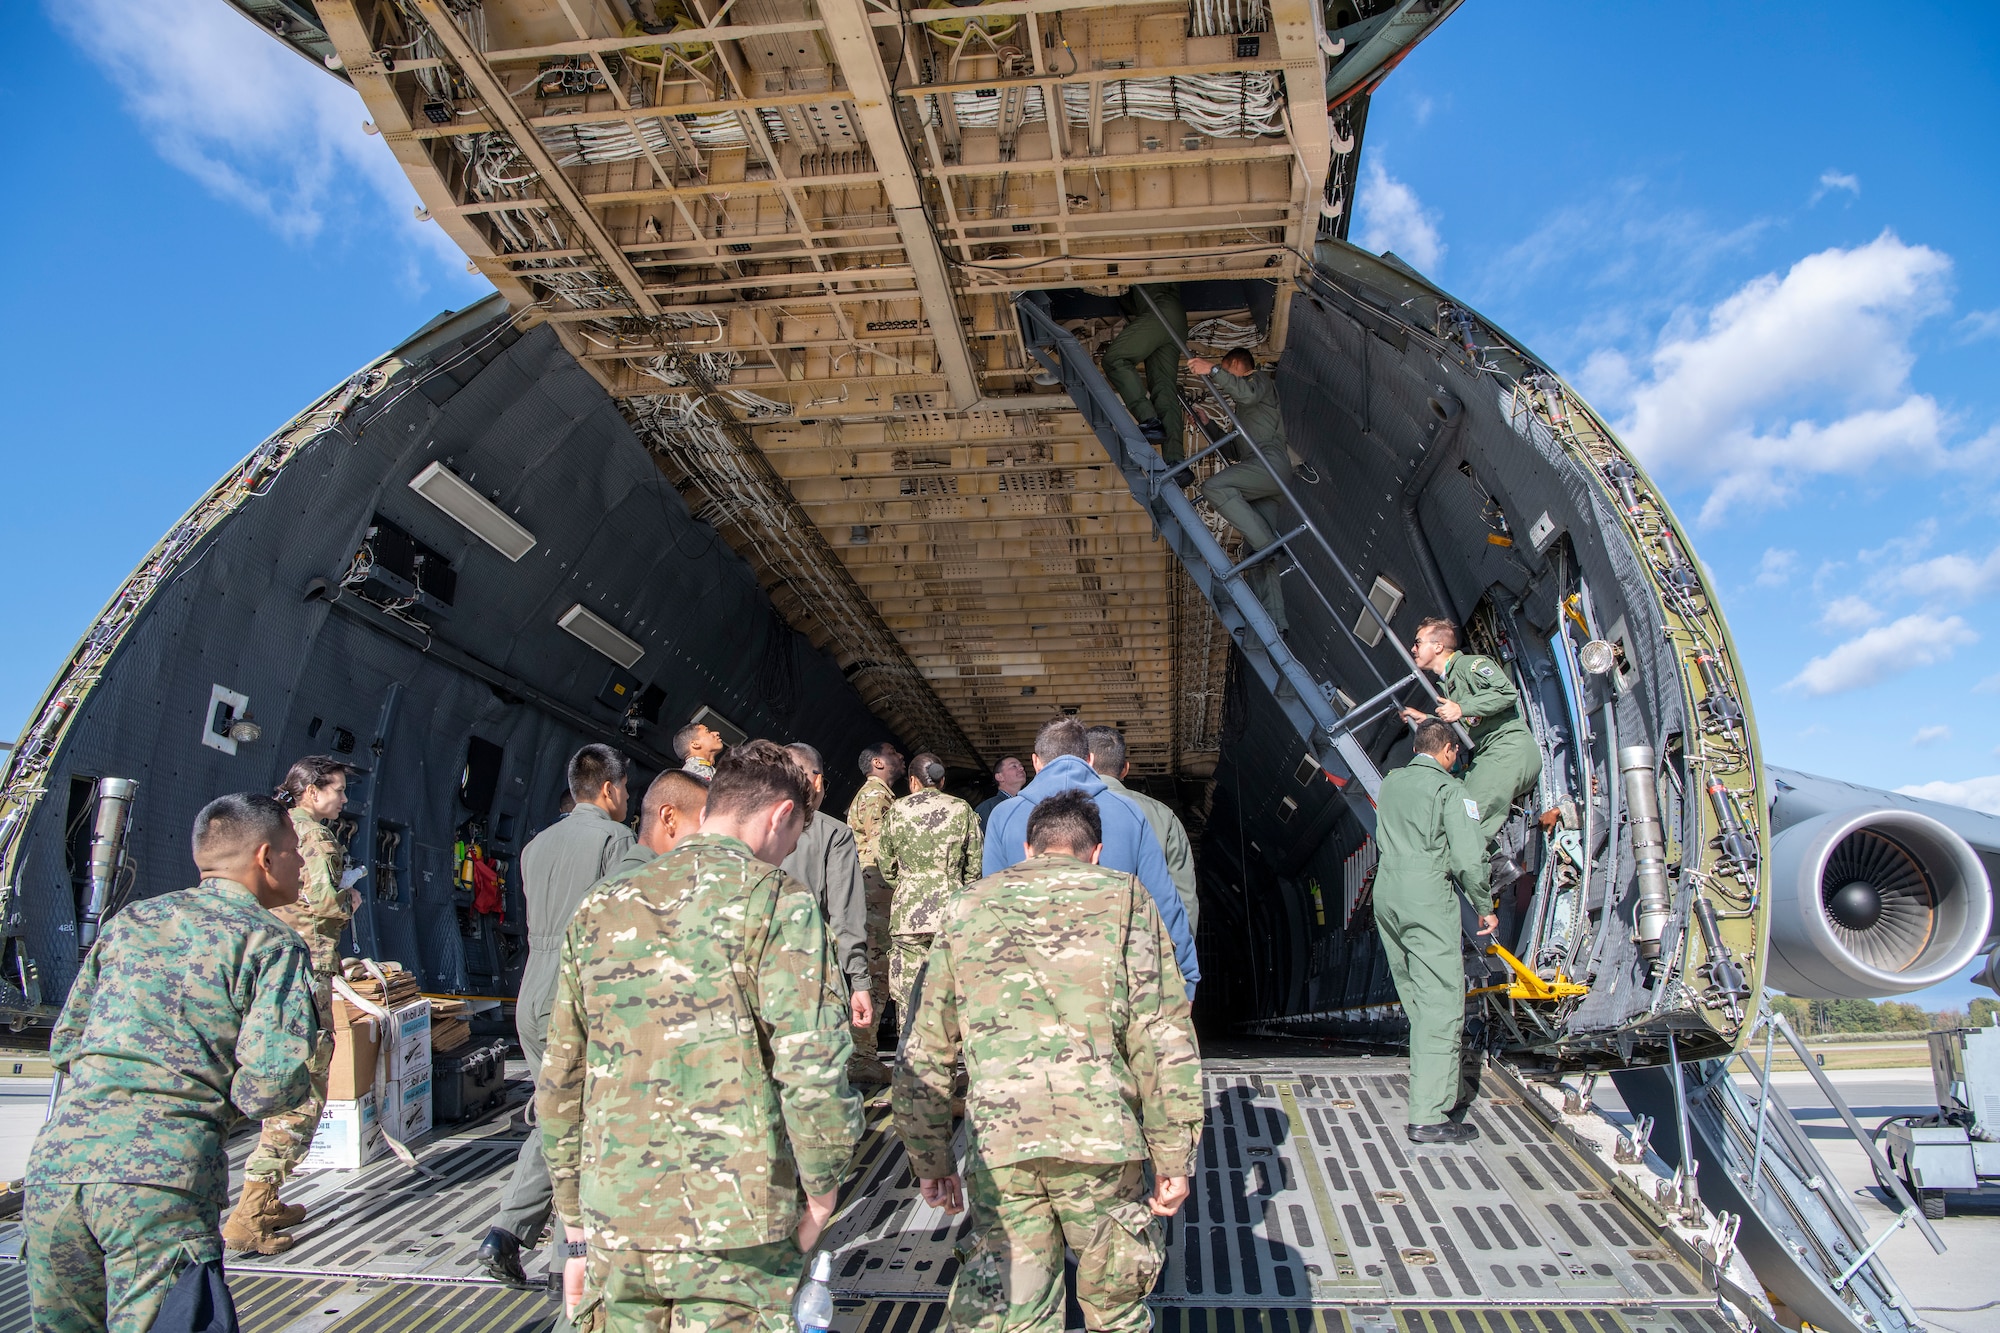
77,777,137,953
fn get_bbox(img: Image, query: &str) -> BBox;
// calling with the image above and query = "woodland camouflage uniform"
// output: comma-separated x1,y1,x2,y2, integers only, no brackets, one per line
241,807,352,1185
27,879,318,1332
894,854,1204,1333
877,786,982,1018
539,831,863,1333
845,775,897,1061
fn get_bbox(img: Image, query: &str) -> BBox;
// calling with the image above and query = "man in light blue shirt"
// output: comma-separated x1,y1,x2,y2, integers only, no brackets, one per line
983,718,1198,996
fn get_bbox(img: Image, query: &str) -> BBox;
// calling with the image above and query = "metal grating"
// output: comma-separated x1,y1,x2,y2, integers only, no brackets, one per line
0,1057,1721,1332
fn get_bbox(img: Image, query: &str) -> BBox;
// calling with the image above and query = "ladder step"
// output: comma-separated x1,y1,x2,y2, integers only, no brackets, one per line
1222,525,1309,581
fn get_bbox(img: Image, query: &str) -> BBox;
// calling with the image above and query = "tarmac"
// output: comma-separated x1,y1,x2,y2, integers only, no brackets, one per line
1593,1067,2000,1333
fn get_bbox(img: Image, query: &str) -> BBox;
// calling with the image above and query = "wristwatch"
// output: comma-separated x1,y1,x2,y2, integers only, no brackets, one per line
566,1240,588,1259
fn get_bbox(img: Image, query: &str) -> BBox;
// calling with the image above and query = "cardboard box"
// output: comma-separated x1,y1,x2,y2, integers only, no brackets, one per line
325,1017,381,1102
297,1092,384,1173
385,999,432,1083
382,1074,433,1143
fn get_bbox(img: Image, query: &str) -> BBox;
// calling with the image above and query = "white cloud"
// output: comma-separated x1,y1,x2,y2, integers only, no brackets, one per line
1607,233,1958,523
1891,546,2000,601
1817,595,1882,631
1959,309,2000,343
1787,612,1977,695
1811,170,1861,203
1755,547,1798,588
52,0,469,275
1911,725,1952,747
1975,673,2000,694
1896,775,2000,817
1355,158,1446,277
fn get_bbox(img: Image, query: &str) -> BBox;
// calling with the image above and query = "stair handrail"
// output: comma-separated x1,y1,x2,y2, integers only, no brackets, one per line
1128,284,1464,746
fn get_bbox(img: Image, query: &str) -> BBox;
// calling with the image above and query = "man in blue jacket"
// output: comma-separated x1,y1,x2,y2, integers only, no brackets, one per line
984,718,1199,995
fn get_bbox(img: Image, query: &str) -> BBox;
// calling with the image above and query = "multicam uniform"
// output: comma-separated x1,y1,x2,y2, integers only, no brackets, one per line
894,854,1204,1333
845,775,897,1058
27,879,318,1332
241,807,352,1185
539,832,863,1333
876,787,982,1019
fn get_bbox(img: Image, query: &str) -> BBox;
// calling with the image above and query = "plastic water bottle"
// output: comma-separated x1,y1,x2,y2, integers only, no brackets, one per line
794,1250,835,1333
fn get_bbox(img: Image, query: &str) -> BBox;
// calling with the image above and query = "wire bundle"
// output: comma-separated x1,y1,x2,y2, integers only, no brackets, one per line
1187,0,1270,37
923,72,1283,139
538,109,792,165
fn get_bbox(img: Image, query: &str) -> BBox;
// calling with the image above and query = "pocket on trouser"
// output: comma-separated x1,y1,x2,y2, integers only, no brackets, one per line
567,1292,606,1333
1075,1200,1164,1312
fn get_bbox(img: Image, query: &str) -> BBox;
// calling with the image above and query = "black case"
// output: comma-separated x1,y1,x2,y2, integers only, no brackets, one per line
431,1038,510,1123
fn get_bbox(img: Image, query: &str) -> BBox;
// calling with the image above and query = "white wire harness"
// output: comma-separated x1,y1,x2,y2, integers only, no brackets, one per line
924,71,1285,139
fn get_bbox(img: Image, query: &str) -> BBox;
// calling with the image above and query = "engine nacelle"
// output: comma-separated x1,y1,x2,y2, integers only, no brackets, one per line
1765,808,1993,998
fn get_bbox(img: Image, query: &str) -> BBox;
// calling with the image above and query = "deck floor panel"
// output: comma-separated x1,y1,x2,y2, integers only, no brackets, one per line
0,1056,1720,1331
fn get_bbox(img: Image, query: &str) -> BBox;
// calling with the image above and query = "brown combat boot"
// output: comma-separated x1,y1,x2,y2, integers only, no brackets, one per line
267,1191,308,1229
223,1180,298,1255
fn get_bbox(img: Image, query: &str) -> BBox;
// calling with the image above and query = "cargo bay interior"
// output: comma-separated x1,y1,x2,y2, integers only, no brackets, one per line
1,0,1778,1063
0,1,1923,1329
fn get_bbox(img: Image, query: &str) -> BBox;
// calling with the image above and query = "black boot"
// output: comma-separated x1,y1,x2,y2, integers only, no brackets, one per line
1407,1122,1477,1144
475,1227,529,1285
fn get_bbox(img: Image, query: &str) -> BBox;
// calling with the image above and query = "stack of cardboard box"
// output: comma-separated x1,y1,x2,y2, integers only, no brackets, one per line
298,963,434,1171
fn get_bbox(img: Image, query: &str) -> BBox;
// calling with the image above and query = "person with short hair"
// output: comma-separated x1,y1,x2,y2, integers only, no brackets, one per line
894,788,1203,1333
476,744,636,1286
877,753,982,1020
845,742,905,1082
1190,347,1306,633
779,743,875,1043
611,770,710,876
983,719,1197,996
542,740,863,1331
28,794,319,1331
1399,616,1544,855
225,756,359,1252
1083,727,1198,937
672,721,725,781
1375,719,1496,1144
973,756,1027,833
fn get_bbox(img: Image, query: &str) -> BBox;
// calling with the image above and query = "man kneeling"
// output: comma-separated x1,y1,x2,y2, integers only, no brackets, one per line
893,790,1204,1333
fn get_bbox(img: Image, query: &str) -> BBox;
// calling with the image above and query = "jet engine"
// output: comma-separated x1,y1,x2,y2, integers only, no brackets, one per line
1765,808,1993,998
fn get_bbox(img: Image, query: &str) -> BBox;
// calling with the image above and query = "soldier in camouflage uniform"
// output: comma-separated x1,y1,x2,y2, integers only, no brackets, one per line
894,790,1204,1333
877,752,981,1021
844,742,903,1081
224,756,359,1252
541,740,863,1333
28,793,319,1333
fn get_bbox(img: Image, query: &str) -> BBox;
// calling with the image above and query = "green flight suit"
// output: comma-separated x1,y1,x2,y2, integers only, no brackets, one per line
1104,284,1187,461
1372,754,1490,1127
1197,362,1303,632
1436,650,1543,848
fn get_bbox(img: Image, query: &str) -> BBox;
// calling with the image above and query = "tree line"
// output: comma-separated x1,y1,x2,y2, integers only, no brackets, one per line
1764,995,1999,1035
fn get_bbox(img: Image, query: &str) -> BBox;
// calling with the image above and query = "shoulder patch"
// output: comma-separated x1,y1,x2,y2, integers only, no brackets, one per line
1463,798,1480,822
1474,662,1495,678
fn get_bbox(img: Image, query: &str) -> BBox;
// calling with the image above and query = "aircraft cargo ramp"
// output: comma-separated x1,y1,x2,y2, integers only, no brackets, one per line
0,1050,1754,1333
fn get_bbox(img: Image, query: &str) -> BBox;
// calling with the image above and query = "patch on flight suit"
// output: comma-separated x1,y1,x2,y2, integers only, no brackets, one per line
1474,662,1495,677
1463,798,1480,821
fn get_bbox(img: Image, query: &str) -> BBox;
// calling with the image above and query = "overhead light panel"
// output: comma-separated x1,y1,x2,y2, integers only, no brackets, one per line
558,604,644,668
408,461,536,561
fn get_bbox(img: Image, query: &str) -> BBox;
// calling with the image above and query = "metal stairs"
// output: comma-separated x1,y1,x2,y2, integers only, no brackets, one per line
1016,291,1460,834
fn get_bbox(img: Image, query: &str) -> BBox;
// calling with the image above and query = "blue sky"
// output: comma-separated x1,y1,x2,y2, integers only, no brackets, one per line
4,2,1998,1006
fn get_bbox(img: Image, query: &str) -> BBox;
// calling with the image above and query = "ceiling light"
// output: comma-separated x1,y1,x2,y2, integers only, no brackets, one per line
558,604,644,668
408,461,537,561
